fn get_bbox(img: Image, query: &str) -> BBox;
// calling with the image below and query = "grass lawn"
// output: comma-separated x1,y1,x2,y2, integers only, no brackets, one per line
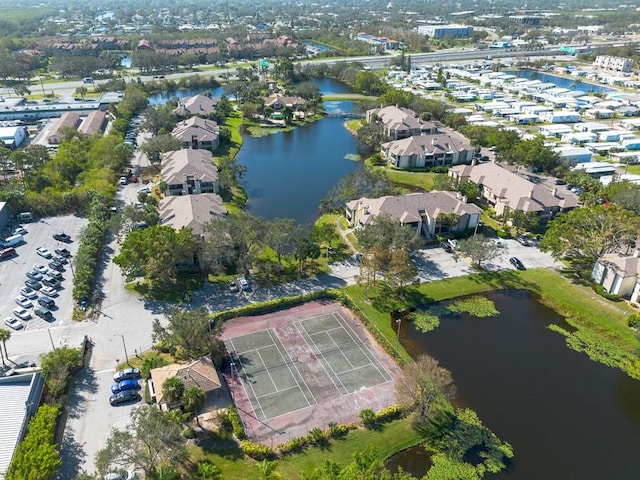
624,164,640,175
384,168,440,192
124,274,202,303
189,417,426,479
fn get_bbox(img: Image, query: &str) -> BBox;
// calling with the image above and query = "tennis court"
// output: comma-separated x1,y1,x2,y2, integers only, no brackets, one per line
225,329,317,422
221,301,401,443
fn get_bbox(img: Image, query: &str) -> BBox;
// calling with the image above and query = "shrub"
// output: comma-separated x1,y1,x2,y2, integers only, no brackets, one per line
240,440,276,460
227,407,246,439
374,404,404,423
183,427,195,439
325,422,355,439
628,314,640,328
307,427,328,446
359,408,377,429
592,283,622,302
278,436,309,455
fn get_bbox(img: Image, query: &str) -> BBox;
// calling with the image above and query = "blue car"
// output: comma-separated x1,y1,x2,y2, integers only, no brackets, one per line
110,378,139,394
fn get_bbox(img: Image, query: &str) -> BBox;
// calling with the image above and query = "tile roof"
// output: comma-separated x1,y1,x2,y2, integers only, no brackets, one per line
450,162,580,212
174,94,219,116
382,132,473,156
150,357,221,405
172,116,219,143
159,193,226,236
162,148,218,185
346,191,481,226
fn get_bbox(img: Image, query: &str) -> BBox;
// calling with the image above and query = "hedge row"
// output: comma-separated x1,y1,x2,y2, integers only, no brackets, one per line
276,422,356,456
227,406,246,439
592,283,623,302
239,440,276,461
6,404,61,480
72,196,111,302
211,289,338,324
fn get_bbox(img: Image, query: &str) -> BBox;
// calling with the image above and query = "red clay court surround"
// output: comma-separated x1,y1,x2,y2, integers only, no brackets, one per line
220,300,403,445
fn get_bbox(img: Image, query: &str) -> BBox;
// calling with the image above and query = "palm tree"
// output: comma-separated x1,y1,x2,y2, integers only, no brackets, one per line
182,386,205,426
256,460,281,480
162,376,185,404
0,328,11,364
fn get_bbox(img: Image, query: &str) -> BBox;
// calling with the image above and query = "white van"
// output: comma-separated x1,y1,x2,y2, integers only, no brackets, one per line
2,234,24,247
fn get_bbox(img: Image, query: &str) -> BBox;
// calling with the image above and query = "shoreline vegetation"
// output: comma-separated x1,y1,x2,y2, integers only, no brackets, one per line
189,267,639,478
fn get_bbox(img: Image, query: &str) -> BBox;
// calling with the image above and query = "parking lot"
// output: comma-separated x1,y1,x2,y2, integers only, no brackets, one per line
413,238,561,281
0,215,88,333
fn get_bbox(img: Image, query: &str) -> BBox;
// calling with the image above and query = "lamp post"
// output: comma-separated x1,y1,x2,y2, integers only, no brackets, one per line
112,334,130,365
395,318,402,354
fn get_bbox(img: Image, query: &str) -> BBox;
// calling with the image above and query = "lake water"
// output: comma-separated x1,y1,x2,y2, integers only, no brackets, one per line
505,69,614,93
148,86,225,106
237,100,360,225
388,290,640,479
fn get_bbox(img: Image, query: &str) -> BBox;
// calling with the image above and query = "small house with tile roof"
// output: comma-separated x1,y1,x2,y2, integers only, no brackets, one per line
592,253,640,301
150,357,222,410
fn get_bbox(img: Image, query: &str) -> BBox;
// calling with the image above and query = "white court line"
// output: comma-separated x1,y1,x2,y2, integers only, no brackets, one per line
255,347,280,395
298,323,349,395
325,328,356,372
266,329,317,407
331,312,392,381
227,338,267,421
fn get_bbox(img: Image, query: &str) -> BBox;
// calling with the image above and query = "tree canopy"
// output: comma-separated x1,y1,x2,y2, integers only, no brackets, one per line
540,204,640,270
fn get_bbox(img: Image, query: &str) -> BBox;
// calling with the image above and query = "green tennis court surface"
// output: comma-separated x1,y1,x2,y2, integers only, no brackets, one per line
224,311,391,422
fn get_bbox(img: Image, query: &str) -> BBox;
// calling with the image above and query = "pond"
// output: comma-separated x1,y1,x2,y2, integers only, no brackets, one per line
387,290,640,479
236,99,360,225
505,69,614,94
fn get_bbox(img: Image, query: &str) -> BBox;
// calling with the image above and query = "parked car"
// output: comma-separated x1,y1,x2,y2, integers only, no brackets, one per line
53,233,72,243
509,257,526,270
40,286,59,297
34,306,52,320
25,279,42,290
26,270,43,281
20,287,38,299
237,276,250,291
440,242,453,253
111,379,139,394
53,255,68,264
113,367,141,382
47,269,63,280
4,316,23,330
33,263,48,274
13,307,31,320
109,390,141,407
516,236,532,247
42,277,60,289
48,260,64,271
36,247,53,259
54,248,71,258
12,227,27,235
15,296,33,309
38,296,55,309
228,281,239,292
0,247,16,260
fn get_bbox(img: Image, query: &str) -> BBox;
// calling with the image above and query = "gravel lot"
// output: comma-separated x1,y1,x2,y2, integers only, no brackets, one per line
0,215,88,333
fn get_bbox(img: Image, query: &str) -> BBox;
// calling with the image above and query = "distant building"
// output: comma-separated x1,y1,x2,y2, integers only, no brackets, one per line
366,106,437,140
174,94,220,118
46,112,80,145
553,146,593,165
354,32,403,50
172,117,220,152
417,24,473,38
0,126,27,149
381,132,475,168
78,110,107,136
509,15,542,25
593,56,634,73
